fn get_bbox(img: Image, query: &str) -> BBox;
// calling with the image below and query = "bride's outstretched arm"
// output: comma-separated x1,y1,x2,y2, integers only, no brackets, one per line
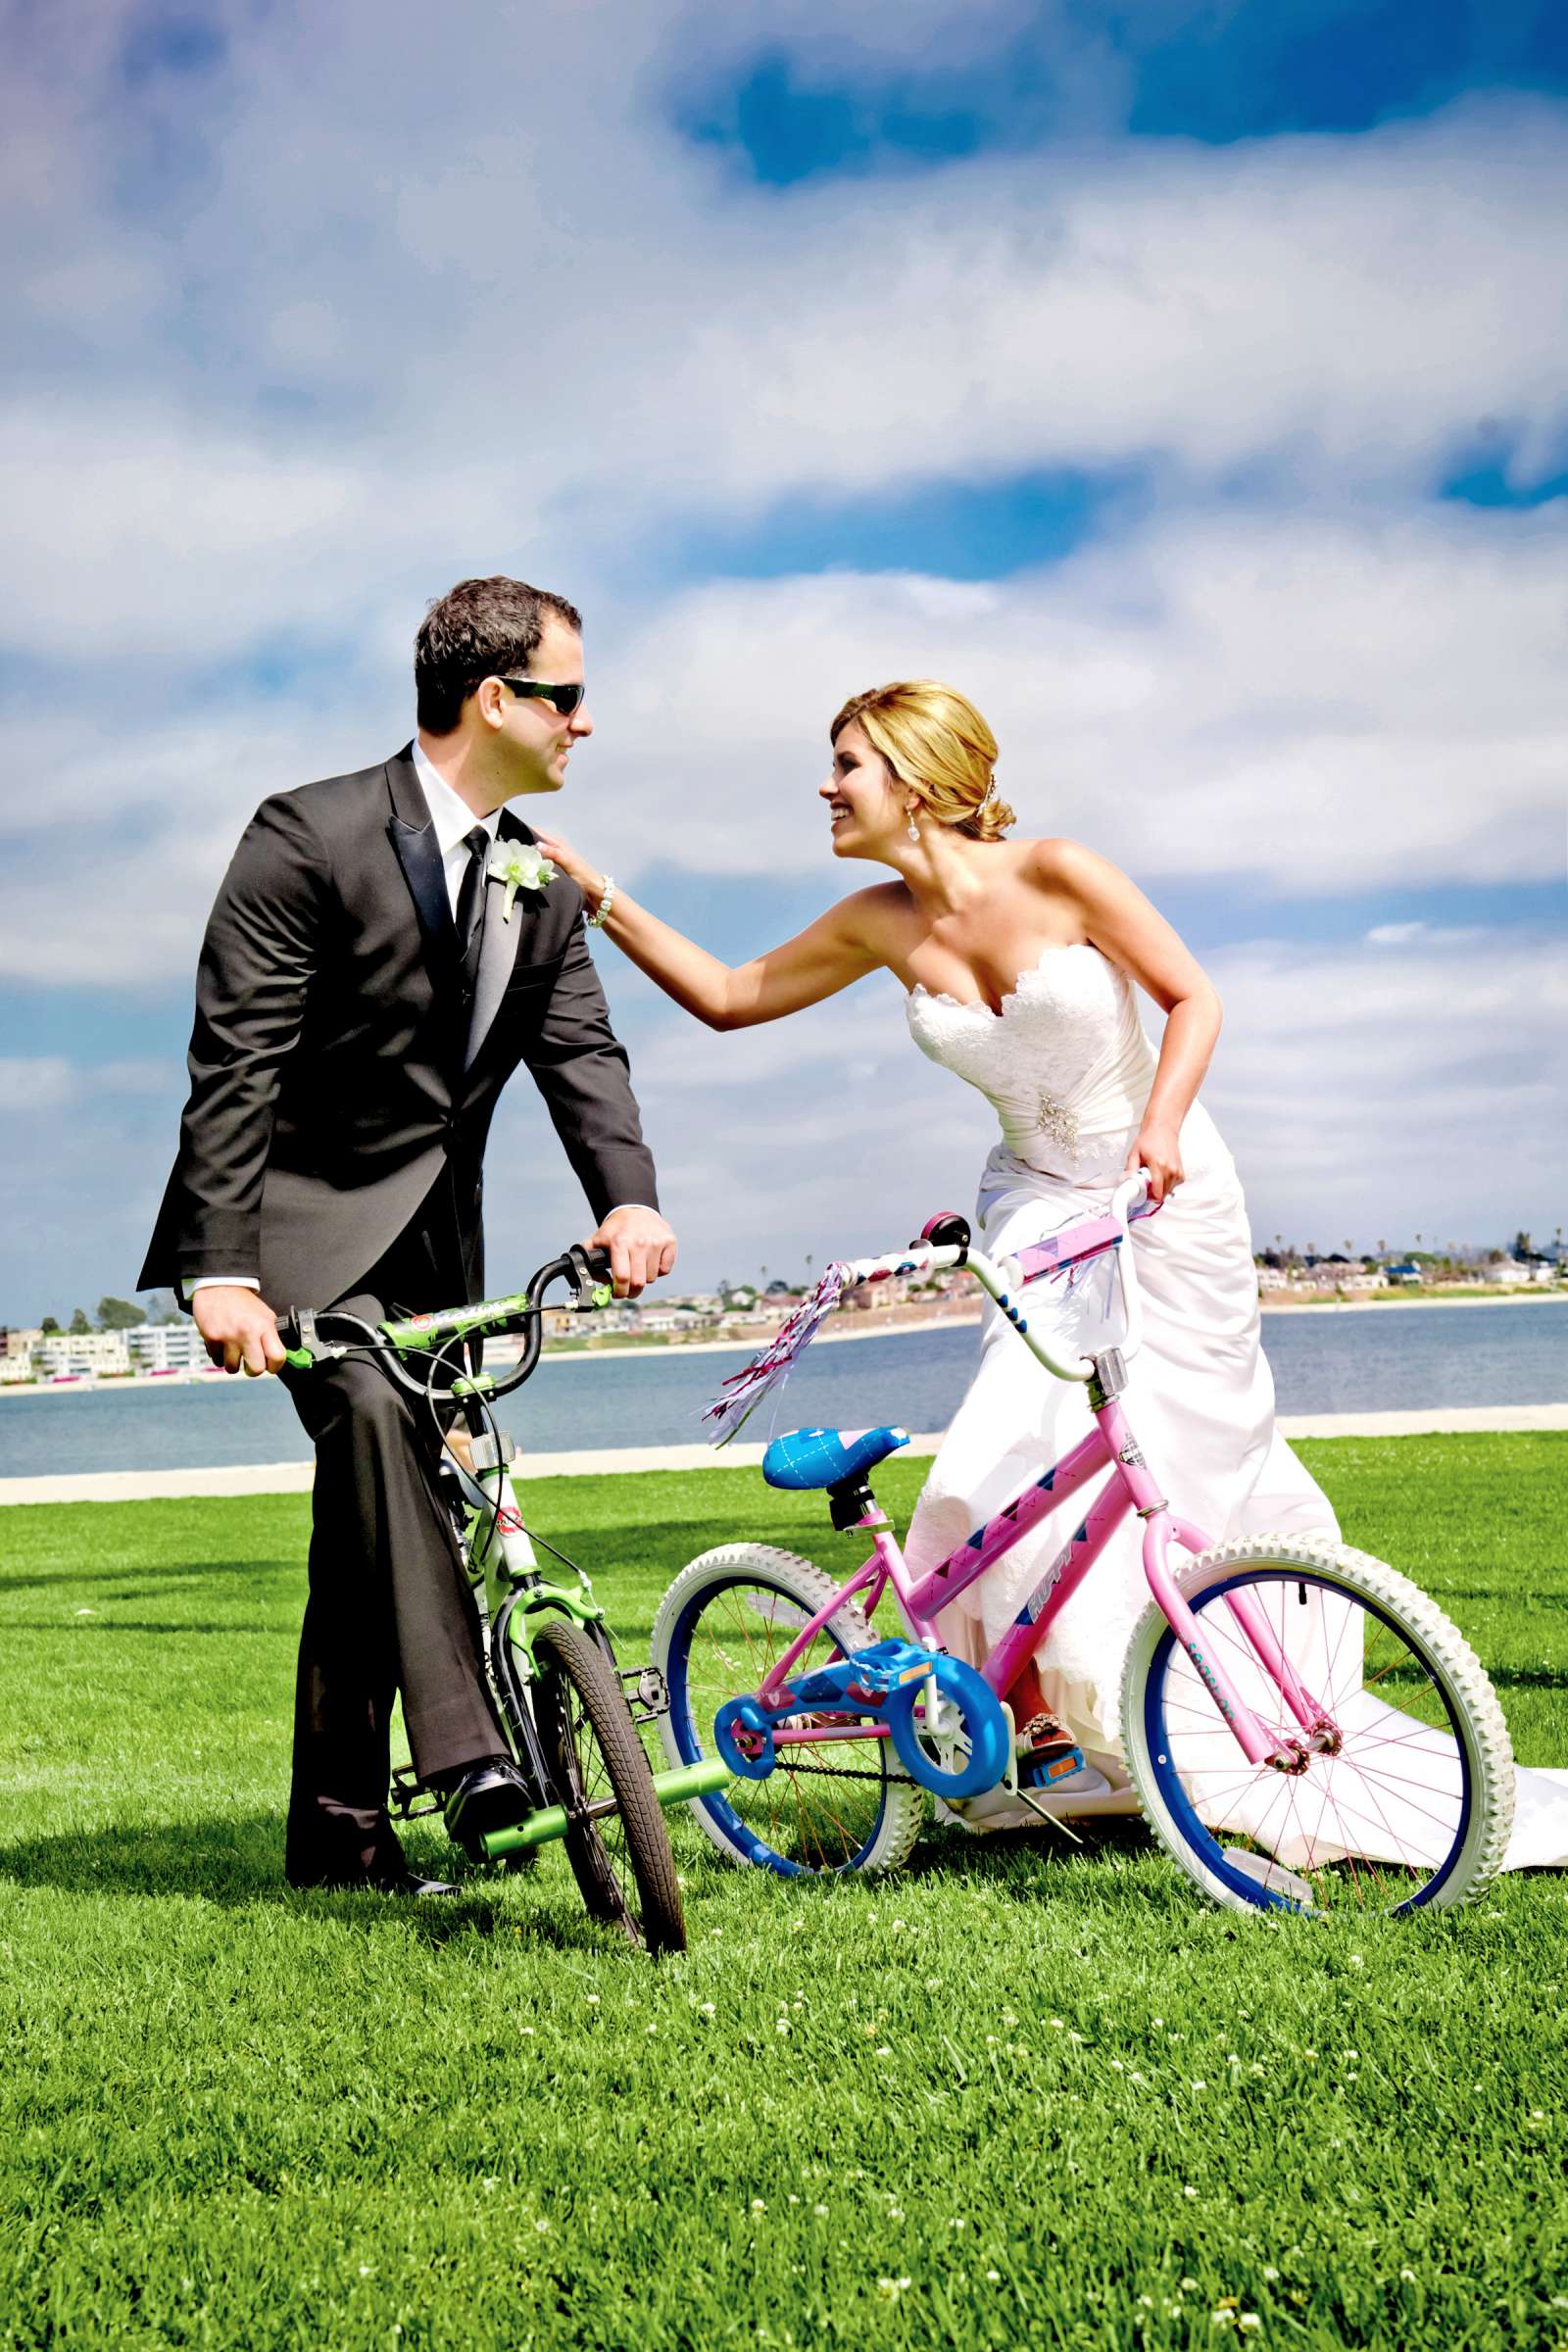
530,831,885,1029
1038,840,1223,1200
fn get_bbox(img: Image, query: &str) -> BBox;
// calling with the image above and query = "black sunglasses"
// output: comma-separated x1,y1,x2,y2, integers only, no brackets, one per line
498,677,587,717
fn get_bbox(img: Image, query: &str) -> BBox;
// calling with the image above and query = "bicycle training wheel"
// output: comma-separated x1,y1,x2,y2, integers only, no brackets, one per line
652,1544,927,1877
1120,1537,1514,1918
531,1616,686,1954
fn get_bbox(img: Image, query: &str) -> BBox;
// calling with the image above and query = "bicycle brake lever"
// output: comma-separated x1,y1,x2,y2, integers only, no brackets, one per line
566,1244,615,1311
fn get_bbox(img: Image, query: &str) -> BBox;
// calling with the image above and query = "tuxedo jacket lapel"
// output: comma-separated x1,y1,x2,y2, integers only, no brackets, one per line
386,748,459,979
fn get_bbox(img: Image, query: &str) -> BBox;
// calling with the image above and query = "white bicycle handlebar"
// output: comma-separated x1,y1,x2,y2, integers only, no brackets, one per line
838,1172,1153,1387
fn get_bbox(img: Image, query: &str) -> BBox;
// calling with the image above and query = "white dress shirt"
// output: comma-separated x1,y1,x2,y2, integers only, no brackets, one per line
189,742,648,1299
409,738,503,919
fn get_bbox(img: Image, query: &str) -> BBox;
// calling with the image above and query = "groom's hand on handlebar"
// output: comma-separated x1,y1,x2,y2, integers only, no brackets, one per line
190,1285,288,1377
586,1206,677,1298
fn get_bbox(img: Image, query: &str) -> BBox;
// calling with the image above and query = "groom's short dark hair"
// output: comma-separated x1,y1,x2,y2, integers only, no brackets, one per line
415,576,583,733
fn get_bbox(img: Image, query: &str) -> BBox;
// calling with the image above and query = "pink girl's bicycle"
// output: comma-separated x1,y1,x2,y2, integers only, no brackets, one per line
651,1179,1515,1917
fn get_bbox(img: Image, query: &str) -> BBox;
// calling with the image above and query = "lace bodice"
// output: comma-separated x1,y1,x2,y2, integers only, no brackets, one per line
905,944,1167,1185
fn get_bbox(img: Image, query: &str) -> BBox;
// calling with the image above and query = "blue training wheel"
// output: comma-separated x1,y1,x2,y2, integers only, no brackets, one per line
885,1652,1012,1799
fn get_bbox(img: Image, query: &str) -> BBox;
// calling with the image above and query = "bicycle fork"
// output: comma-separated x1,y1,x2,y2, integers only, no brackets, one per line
1095,1381,1342,1773
463,1436,730,1860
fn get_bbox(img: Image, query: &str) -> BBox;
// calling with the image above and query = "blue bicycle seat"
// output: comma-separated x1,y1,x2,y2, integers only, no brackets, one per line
761,1426,909,1491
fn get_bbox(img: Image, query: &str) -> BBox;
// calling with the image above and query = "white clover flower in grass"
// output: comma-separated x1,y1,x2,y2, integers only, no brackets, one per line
751,2198,766,2213
813,2204,828,2218
487,839,556,920
1238,2318,1262,2334
985,2270,1002,2283
876,2278,911,2300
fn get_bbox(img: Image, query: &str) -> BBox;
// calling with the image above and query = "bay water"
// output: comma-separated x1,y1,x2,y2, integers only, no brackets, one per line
0,1301,1563,1480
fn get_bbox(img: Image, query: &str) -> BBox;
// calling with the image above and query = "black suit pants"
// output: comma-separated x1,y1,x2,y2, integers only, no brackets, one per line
278,1217,504,1885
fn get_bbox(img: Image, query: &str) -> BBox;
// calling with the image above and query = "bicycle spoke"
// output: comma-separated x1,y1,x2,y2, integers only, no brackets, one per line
1152,1566,1477,1913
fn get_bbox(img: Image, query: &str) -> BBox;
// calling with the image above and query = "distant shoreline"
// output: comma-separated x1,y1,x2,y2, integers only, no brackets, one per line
1,1291,1560,1398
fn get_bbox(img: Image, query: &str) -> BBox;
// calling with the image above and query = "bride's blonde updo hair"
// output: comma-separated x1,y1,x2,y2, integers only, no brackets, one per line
829,678,1016,842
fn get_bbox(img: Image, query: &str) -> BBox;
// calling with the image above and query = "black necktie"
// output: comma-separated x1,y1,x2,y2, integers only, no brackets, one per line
455,825,489,991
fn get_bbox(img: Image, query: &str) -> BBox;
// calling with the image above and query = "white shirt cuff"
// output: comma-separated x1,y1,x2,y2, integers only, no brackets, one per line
185,1276,262,1300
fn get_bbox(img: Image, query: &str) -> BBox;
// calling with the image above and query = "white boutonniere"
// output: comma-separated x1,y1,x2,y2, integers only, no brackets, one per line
487,840,557,923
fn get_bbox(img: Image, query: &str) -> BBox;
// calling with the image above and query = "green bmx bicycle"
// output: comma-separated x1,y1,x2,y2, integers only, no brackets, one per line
278,1244,727,1954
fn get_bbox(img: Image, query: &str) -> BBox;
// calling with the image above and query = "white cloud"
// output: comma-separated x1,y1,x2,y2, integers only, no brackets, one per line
585,503,1568,896
4,501,1561,986
1203,927,1568,1249
475,922,1567,1289
2,13,1566,674
0,1057,74,1111
2,2,1564,1305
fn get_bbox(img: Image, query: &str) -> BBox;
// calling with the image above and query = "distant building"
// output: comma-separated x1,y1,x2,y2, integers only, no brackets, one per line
1384,1261,1423,1285
32,1331,132,1377
127,1322,211,1374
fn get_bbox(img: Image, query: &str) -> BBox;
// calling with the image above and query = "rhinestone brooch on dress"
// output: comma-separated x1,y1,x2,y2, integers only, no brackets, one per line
1035,1094,1081,1156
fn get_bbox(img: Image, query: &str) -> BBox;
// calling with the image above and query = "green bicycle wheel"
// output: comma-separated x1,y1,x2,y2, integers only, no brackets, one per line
532,1615,687,1955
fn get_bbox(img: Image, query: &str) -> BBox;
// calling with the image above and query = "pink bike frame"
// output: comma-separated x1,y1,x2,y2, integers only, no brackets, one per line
753,1187,1337,1775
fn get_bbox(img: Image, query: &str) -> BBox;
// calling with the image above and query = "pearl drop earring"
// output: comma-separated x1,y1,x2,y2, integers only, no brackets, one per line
906,809,920,844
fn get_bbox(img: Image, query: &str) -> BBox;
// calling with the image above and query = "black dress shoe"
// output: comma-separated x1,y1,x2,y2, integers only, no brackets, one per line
440,1756,532,1859
288,1865,461,1896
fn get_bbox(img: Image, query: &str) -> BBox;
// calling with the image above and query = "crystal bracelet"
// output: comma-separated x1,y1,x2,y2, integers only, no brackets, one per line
586,873,616,929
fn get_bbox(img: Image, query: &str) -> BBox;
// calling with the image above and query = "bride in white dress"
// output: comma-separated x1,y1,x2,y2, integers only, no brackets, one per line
536,676,1566,1869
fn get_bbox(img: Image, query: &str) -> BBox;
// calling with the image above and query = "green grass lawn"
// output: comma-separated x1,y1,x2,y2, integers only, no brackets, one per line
2,1435,1565,2352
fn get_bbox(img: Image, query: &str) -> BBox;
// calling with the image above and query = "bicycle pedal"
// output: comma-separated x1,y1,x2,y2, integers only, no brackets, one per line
1018,1744,1089,1788
620,1664,669,1722
389,1766,444,1821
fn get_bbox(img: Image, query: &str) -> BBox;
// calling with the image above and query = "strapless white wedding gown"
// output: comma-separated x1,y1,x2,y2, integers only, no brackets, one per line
903,944,1568,1867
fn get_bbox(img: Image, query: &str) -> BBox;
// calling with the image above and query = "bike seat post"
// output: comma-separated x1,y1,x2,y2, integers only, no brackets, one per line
827,1476,886,1534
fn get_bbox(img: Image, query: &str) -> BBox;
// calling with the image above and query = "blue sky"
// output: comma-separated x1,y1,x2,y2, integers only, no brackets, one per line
0,0,1565,1322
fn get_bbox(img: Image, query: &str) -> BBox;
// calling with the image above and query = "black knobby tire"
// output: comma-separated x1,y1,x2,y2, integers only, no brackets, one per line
531,1616,686,1954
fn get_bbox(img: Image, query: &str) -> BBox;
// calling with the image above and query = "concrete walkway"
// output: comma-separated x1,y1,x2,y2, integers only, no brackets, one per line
0,1404,1561,1507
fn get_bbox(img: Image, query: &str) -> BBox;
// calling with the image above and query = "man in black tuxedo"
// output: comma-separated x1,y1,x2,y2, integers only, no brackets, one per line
141,576,674,1892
